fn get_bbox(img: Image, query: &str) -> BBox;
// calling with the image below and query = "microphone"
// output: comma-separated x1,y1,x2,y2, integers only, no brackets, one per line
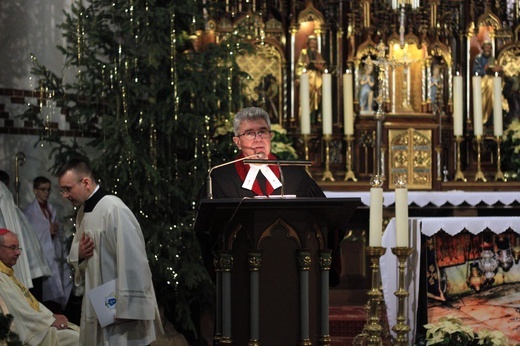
207,153,265,199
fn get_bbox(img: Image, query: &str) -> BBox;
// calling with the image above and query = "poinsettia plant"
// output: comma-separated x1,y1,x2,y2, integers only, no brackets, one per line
420,316,512,346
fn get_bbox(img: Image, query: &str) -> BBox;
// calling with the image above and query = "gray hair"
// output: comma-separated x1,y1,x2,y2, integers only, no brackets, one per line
233,107,271,136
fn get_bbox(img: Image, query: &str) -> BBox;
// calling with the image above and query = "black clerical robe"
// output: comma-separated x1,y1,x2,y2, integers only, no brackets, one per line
210,157,325,198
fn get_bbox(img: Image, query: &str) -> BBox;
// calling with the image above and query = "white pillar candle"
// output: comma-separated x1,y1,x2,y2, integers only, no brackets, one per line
369,187,383,247
300,72,311,135
453,75,463,136
493,76,503,136
395,187,409,247
343,71,354,135
472,75,483,136
322,72,332,135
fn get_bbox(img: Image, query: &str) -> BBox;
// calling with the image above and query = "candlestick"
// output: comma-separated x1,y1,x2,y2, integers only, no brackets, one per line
493,76,503,137
474,135,487,182
472,75,483,136
321,134,335,181
354,246,386,346
322,72,332,135
369,176,383,247
395,177,408,247
391,246,414,346
453,136,467,182
495,136,505,181
453,75,463,136
344,135,358,182
300,72,311,135
343,71,354,135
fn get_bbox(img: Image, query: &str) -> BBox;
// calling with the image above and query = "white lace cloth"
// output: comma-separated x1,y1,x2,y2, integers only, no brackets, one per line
325,190,520,207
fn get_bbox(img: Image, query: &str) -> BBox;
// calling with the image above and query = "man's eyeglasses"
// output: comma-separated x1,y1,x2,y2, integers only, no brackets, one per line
0,245,22,251
237,130,272,141
59,179,84,195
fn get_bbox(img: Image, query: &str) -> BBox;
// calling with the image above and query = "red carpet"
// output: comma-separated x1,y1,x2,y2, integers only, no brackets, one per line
329,306,367,345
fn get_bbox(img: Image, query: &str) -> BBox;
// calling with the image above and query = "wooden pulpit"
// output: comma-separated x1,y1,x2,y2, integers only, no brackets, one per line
195,197,361,346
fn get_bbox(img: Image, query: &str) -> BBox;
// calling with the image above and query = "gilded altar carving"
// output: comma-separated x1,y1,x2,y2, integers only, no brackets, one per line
389,128,432,189
236,42,284,124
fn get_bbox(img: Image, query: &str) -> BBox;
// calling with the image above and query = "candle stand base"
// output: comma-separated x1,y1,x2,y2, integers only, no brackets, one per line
474,136,487,182
454,136,467,182
391,247,414,346
353,246,387,346
322,135,335,182
494,136,506,182
344,135,358,182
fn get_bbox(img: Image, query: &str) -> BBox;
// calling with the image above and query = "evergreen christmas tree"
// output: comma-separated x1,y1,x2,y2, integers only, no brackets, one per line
23,0,254,341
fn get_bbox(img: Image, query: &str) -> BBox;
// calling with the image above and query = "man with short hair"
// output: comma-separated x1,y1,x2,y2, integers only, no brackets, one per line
0,228,79,345
56,158,163,345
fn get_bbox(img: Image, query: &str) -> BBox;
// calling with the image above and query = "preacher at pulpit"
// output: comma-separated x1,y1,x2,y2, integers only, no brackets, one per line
209,107,325,198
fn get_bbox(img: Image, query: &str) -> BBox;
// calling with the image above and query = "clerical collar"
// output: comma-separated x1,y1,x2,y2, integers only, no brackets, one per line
83,186,108,213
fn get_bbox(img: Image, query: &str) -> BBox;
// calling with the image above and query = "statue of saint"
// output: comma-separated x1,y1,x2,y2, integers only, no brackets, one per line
473,41,503,124
359,61,375,114
296,35,326,121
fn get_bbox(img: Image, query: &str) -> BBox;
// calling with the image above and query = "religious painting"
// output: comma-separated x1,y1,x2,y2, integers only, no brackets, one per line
426,230,520,343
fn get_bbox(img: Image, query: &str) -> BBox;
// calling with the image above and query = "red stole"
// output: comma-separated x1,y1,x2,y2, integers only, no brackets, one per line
234,153,280,196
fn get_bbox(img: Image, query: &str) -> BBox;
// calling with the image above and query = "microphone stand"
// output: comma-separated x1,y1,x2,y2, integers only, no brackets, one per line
207,154,263,199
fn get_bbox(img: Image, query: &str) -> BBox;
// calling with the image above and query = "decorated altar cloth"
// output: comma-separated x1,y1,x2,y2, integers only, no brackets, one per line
381,217,520,343
324,190,520,207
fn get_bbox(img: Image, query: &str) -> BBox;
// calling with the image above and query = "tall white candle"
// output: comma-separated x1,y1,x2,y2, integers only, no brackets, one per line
322,72,332,135
343,71,354,135
453,75,463,136
472,75,483,136
300,72,311,135
493,76,503,136
369,187,383,247
395,187,409,247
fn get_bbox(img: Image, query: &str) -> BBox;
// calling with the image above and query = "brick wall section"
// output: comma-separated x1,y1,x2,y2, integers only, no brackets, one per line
0,88,94,138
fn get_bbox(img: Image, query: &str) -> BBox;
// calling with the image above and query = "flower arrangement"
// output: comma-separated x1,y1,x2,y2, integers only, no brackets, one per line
269,124,298,160
501,119,520,179
422,316,512,346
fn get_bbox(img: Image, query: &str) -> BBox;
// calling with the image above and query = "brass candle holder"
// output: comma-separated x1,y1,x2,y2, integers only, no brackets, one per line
474,135,487,182
494,136,506,181
303,134,312,177
391,246,414,346
344,134,358,181
322,134,335,181
453,136,467,182
354,246,386,346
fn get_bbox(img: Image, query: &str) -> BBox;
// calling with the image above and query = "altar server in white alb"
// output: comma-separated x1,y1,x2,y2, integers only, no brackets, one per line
56,158,163,345
24,176,73,313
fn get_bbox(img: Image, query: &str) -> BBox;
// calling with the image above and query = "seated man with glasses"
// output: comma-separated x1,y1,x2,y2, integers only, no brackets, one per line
209,106,324,198
0,228,79,345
